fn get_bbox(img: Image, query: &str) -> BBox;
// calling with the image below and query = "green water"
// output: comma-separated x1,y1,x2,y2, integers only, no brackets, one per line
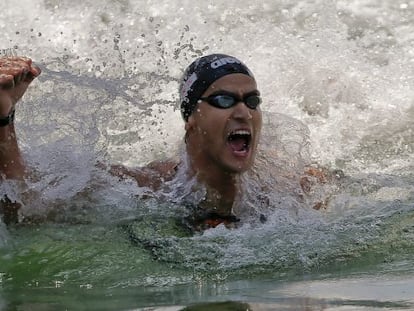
1,198,414,310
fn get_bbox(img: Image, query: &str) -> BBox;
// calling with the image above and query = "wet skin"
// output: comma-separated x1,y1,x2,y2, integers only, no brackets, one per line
0,57,41,117
185,74,262,181
183,73,262,217
0,57,41,180
0,57,41,224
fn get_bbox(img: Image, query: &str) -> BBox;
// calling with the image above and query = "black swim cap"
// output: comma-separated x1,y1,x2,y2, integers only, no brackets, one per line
179,54,255,121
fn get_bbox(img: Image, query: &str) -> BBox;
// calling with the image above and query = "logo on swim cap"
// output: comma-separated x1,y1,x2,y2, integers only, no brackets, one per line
210,57,241,69
180,72,198,102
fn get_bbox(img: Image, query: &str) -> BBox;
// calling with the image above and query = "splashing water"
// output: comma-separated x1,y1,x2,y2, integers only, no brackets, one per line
0,0,413,310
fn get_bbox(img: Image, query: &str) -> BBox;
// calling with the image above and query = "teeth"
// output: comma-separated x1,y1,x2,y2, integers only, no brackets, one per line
231,130,251,136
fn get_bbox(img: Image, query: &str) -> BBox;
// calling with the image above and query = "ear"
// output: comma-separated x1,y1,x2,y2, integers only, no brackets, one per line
185,114,196,132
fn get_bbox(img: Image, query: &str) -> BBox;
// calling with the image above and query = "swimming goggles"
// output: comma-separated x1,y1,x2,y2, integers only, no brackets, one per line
199,92,261,110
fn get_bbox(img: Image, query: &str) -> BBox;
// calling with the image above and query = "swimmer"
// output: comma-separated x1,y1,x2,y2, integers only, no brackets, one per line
0,54,333,228
107,54,264,230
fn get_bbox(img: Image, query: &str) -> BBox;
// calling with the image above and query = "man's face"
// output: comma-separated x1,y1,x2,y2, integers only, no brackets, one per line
186,73,262,174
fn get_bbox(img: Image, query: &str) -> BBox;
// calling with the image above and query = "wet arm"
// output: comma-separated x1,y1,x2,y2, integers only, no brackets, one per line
0,57,41,224
0,122,25,179
0,57,41,179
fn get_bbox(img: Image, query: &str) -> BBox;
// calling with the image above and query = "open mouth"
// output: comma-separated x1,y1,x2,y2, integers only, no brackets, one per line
227,130,251,155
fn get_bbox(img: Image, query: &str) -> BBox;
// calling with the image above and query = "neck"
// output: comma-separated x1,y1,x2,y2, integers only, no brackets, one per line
199,168,238,202
185,146,239,216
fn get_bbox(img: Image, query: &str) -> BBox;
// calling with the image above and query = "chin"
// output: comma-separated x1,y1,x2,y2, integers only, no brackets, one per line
222,158,254,174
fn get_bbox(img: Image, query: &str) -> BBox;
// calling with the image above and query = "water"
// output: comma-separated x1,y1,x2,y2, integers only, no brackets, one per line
1,0,414,310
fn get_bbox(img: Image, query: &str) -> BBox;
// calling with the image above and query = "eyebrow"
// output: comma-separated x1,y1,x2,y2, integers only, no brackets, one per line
206,89,261,98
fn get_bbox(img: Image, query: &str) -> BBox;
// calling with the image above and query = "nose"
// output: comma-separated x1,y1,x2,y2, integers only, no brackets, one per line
231,101,253,120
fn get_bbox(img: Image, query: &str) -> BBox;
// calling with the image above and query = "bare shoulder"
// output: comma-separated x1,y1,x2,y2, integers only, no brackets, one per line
300,164,344,210
107,159,179,191
146,159,179,177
